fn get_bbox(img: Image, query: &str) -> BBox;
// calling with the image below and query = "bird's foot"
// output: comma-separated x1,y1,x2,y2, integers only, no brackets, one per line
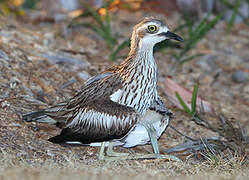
106,144,129,157
98,141,129,160
98,142,181,162
101,153,181,162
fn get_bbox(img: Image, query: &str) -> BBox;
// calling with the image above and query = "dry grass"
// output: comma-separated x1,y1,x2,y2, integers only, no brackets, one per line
0,149,248,180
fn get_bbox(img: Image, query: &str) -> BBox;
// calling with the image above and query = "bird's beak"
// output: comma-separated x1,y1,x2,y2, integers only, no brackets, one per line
159,31,184,42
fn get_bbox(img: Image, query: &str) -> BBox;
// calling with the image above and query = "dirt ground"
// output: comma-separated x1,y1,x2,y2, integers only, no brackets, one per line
0,10,248,180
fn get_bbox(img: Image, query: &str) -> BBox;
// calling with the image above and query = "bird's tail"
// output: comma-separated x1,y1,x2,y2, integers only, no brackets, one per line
22,110,57,124
22,102,69,126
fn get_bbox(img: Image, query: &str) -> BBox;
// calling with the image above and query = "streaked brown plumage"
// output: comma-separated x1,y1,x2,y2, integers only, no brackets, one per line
23,17,183,159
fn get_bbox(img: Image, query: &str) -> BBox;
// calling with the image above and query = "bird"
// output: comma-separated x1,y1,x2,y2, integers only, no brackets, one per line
23,17,183,161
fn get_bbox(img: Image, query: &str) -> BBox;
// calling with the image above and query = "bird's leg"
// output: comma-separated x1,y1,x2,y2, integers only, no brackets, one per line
98,141,106,160
144,123,160,157
98,141,129,161
101,124,181,161
144,123,181,161
98,139,162,161
98,115,180,161
106,142,129,157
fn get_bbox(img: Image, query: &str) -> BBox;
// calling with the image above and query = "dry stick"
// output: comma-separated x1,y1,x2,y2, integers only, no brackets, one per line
195,114,248,155
199,137,217,161
169,124,195,141
200,137,216,155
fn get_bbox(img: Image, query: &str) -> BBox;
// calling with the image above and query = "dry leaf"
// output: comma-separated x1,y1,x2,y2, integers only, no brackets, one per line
164,77,214,113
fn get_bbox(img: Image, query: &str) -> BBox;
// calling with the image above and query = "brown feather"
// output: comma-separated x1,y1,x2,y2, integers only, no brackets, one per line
23,17,171,145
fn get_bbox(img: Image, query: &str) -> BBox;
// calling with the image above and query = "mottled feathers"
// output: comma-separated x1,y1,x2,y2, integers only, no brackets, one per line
23,17,173,147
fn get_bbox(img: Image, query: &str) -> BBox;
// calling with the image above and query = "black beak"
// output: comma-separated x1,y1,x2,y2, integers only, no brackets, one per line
159,31,184,42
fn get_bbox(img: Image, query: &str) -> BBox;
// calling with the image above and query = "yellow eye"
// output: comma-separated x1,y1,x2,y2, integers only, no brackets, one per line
148,25,157,32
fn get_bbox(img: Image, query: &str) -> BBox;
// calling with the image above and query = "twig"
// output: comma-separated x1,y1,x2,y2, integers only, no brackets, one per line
169,124,195,141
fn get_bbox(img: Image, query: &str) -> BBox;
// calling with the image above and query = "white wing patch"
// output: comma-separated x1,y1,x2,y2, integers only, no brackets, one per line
65,141,124,147
65,141,83,145
110,89,123,102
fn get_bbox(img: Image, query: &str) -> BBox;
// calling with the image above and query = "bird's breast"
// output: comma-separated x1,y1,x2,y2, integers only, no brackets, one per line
111,65,158,114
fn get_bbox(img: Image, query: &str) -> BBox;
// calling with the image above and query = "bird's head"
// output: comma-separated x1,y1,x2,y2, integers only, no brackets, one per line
130,17,183,51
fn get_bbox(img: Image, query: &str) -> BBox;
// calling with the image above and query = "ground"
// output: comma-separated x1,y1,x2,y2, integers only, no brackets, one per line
0,10,248,180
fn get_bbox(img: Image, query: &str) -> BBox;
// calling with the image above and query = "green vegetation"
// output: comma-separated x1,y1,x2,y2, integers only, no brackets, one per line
176,84,199,116
220,0,249,30
156,0,249,65
1,0,248,62
175,14,221,65
69,0,130,61
0,0,38,15
175,84,248,159
156,14,222,65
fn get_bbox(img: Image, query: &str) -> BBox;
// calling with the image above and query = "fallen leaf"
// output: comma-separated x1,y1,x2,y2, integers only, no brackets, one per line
164,77,214,114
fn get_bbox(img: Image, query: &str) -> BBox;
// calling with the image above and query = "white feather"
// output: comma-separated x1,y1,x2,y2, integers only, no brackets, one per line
122,110,168,148
110,89,123,102
89,141,124,147
123,124,149,147
66,141,83,145
65,141,124,147
67,109,118,130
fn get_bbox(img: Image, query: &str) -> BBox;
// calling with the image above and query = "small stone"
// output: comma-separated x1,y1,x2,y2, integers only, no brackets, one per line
195,55,218,72
200,74,213,84
0,49,9,60
42,54,90,69
243,85,249,94
10,123,21,127
9,77,21,89
46,150,55,157
232,70,249,83
60,0,78,11
77,71,90,81
0,100,10,108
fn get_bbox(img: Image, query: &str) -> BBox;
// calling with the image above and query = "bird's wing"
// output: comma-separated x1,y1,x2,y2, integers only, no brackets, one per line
47,71,140,144
40,71,117,123
85,71,113,86
49,99,139,144
66,71,122,109
42,71,121,123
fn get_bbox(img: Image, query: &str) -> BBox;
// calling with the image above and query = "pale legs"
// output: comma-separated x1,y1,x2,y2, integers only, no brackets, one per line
98,141,128,160
98,124,180,161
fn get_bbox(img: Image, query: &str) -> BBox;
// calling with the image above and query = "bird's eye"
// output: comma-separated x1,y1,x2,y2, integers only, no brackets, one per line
147,25,157,33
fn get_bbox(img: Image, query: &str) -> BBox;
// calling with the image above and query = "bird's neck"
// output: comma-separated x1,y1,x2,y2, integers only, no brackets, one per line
116,44,158,114
136,45,155,65
120,44,157,76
